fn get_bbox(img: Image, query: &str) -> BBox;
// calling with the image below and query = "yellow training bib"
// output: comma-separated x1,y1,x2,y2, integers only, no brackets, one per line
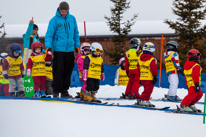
165,52,177,73
184,64,201,88
30,54,46,76
87,54,103,79
139,57,155,80
126,50,140,70
0,65,9,84
6,56,22,76
118,68,129,86
45,66,53,80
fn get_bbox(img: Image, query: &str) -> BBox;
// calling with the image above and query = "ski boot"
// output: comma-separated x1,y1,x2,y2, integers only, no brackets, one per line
35,91,41,97
41,90,46,98
91,92,101,103
81,91,93,101
61,92,73,98
167,95,181,101
10,92,15,97
19,91,26,97
135,99,155,107
75,91,84,98
189,104,202,113
120,93,133,99
53,92,59,98
180,105,193,112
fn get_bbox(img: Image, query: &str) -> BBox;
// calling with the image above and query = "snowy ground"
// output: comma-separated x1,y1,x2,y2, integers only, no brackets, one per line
0,85,206,137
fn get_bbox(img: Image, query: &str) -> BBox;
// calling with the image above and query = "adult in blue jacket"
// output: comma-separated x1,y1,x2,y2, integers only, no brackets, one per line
22,17,40,64
45,1,80,98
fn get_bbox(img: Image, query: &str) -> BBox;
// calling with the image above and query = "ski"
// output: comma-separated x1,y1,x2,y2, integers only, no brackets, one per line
127,104,170,110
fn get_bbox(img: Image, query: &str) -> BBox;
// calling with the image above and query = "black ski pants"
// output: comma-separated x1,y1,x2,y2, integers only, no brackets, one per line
52,52,74,93
86,78,100,92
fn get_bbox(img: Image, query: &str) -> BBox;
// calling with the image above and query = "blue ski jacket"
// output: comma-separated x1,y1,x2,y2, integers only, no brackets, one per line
45,8,80,52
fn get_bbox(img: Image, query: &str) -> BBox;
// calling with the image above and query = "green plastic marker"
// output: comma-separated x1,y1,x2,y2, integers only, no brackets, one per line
23,75,34,97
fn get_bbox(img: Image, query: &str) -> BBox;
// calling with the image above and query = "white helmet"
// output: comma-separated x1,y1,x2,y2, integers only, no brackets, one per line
90,42,103,53
143,42,155,53
0,52,8,60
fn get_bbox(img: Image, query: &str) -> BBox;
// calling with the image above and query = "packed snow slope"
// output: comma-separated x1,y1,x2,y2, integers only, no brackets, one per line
0,85,206,137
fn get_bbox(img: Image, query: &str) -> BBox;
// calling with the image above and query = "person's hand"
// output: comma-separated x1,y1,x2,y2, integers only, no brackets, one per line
22,74,25,78
195,82,200,92
82,70,88,81
3,74,8,79
75,48,79,53
126,71,129,77
47,51,52,56
179,69,185,76
29,17,34,24
27,69,31,77
153,76,158,84
101,73,105,81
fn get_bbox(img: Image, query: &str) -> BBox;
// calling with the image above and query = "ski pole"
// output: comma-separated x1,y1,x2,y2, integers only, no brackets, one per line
203,85,206,124
84,21,87,42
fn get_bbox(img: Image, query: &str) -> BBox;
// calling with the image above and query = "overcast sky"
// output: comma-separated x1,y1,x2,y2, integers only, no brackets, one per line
0,0,177,25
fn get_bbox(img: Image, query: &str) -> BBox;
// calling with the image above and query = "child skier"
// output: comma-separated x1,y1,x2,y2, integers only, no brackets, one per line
75,42,91,98
3,43,25,97
164,41,184,101
27,42,52,97
0,53,9,96
45,48,53,97
120,38,142,99
180,49,203,112
136,42,158,107
114,57,129,86
82,42,104,102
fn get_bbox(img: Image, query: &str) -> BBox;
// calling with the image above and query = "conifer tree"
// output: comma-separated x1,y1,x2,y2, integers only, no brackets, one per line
0,16,9,54
164,0,206,71
104,0,138,65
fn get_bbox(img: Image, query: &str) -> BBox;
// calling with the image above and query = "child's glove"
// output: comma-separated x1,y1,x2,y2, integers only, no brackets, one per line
153,76,158,84
22,74,24,78
82,70,88,81
126,71,129,77
46,47,52,55
101,73,105,81
27,69,31,77
47,51,52,56
195,82,200,92
3,74,8,79
179,69,185,76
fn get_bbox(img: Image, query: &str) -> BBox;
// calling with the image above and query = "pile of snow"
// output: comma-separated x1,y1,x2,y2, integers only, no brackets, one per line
0,85,206,137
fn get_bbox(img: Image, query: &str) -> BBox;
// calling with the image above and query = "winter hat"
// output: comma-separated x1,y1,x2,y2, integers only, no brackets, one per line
59,1,69,11
33,24,38,30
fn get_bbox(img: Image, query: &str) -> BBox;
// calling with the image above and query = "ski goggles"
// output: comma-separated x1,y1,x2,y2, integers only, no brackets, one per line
15,50,22,54
82,48,90,52
188,52,201,57
95,48,103,54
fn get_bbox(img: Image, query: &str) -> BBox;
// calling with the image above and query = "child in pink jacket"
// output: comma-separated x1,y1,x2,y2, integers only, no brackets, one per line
75,43,90,98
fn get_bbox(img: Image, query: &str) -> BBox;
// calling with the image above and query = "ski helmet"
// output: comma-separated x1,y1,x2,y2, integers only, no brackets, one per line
143,42,155,53
90,42,103,53
31,42,43,53
119,57,125,66
10,43,22,57
80,42,90,54
129,38,141,49
187,49,201,63
166,41,179,52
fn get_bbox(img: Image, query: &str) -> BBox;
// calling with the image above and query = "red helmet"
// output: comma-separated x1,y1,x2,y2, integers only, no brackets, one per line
187,49,201,62
31,42,43,52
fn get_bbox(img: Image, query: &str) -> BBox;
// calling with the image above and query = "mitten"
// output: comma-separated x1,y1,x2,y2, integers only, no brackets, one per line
27,69,31,77
82,70,88,81
195,82,200,92
153,76,158,84
179,69,185,76
47,51,52,55
101,73,105,81
3,74,8,79
22,74,24,78
46,47,52,55
126,71,129,77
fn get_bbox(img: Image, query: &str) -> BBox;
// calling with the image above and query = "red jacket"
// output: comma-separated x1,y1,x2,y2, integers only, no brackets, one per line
184,60,201,86
27,52,52,69
3,55,25,79
137,53,158,77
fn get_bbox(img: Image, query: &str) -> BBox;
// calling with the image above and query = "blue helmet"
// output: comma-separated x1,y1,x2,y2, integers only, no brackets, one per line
10,43,22,57
166,41,179,52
